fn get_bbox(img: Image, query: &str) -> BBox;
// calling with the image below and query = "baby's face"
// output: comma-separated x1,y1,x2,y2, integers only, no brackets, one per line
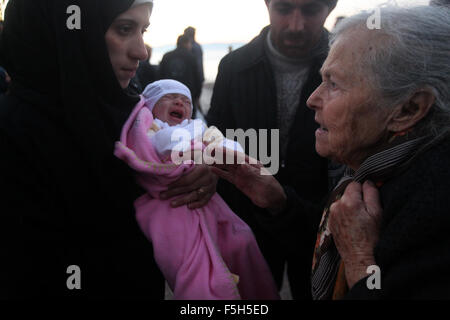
152,93,192,126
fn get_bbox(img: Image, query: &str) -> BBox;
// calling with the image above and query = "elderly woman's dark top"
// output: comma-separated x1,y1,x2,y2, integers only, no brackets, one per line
347,135,450,299
0,0,164,298
270,135,450,299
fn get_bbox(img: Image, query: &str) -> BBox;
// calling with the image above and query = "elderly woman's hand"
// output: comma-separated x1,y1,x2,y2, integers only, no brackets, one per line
211,153,287,213
329,181,383,288
160,164,218,209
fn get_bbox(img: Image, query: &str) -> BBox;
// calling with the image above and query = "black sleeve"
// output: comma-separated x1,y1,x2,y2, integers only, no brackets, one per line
206,56,234,132
255,185,324,257
344,171,450,299
190,55,202,100
344,240,450,299
0,131,66,298
158,55,167,80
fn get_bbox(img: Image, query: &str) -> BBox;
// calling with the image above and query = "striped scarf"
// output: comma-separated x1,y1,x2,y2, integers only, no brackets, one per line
311,134,427,300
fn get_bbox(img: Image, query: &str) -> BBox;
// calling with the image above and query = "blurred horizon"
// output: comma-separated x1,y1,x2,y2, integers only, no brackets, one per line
144,0,430,47
1,0,430,47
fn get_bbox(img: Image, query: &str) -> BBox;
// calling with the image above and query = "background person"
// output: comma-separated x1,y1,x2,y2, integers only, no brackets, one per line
183,26,204,115
207,0,338,300
212,5,450,299
136,44,159,89
159,34,202,118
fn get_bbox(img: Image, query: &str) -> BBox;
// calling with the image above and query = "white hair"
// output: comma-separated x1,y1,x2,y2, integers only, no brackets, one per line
331,6,450,137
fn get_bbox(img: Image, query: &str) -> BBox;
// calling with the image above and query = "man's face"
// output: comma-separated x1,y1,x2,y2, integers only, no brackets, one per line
266,0,331,58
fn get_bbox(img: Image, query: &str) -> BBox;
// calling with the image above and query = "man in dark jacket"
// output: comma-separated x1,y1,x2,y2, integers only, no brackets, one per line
159,34,202,117
207,0,338,299
136,45,159,89
184,26,205,114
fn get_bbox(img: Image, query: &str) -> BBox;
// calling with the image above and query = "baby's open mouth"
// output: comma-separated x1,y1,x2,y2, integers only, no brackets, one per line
170,110,183,119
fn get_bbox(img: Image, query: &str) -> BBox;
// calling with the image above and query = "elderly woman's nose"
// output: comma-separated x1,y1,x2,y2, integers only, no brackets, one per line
307,86,323,110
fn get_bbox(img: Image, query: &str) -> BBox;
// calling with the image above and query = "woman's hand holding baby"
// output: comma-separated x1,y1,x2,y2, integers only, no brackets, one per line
160,165,219,209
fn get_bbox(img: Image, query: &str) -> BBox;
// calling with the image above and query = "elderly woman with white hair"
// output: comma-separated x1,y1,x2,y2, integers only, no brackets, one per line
213,5,450,299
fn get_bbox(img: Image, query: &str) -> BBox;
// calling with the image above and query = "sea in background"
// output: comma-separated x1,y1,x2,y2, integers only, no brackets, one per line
151,42,246,116
151,42,245,84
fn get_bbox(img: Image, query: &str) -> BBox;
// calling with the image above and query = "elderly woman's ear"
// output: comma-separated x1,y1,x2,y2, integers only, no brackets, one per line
387,89,435,133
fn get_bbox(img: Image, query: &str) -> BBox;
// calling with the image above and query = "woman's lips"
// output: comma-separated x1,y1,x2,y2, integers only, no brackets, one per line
122,68,137,78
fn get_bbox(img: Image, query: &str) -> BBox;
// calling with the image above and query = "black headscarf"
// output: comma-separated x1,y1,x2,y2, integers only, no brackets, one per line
0,0,143,185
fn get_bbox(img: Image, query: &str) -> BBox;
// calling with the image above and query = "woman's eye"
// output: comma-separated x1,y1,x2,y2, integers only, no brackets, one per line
117,25,133,36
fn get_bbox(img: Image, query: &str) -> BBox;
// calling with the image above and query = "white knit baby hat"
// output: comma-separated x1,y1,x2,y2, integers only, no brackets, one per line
142,79,193,115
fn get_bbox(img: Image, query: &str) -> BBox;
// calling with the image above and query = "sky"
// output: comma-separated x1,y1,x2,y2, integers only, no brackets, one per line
145,0,431,47
0,0,431,46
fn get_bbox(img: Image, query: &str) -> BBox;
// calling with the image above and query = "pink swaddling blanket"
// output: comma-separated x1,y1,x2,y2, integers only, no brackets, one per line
114,98,280,300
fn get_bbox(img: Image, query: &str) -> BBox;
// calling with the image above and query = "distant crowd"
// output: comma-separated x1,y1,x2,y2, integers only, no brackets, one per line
130,26,205,117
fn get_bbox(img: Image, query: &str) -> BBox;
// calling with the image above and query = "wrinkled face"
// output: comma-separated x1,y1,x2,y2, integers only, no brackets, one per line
152,94,192,126
266,0,331,58
306,30,393,170
105,4,152,89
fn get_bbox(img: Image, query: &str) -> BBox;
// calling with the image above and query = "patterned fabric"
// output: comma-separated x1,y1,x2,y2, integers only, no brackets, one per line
311,134,427,300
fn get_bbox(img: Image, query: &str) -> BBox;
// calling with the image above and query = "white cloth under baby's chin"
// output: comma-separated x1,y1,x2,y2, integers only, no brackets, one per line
147,118,243,160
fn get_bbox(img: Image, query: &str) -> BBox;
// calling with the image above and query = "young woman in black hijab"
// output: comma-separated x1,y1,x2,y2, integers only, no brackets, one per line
0,0,218,298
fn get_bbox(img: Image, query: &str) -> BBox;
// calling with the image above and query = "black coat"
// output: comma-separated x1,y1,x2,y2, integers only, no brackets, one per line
0,94,164,298
0,0,164,298
347,136,450,299
206,26,329,299
277,136,450,299
159,47,202,100
137,60,159,89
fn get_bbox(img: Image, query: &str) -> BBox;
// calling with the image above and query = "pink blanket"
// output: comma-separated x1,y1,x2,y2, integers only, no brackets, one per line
114,98,280,300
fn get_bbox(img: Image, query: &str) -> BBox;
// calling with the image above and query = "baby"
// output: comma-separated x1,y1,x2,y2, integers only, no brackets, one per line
115,80,279,300
143,79,242,164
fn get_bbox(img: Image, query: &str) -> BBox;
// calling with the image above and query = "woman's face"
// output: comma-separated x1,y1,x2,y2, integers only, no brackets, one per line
105,4,152,89
152,94,192,126
307,30,393,170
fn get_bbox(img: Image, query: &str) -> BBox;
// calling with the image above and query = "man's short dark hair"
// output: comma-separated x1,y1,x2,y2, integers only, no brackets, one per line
184,26,196,39
265,0,338,10
177,34,191,47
